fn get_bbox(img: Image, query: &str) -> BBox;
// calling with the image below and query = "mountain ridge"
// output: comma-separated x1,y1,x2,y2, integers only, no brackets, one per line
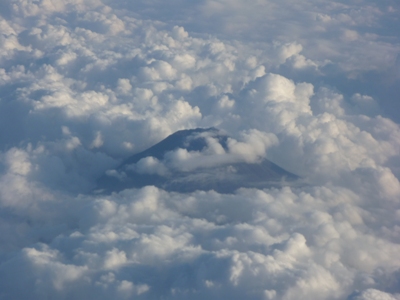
96,128,299,194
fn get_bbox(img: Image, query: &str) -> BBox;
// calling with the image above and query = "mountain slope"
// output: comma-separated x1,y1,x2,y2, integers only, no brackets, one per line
96,128,299,193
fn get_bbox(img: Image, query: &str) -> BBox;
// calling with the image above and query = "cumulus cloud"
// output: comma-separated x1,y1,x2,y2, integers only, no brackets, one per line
0,0,399,299
138,129,278,173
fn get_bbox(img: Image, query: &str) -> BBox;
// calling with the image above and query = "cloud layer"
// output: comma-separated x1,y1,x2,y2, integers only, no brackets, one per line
0,0,400,299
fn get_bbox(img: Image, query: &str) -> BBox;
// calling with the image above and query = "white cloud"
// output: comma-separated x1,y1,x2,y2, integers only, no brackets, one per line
352,289,400,300
0,0,399,299
226,130,279,163
129,156,169,176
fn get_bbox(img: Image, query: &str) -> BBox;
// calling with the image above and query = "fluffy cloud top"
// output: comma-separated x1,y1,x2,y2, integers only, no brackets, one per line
0,0,399,299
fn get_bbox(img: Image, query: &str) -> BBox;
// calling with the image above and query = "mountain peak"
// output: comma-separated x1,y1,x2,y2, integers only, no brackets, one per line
96,128,299,194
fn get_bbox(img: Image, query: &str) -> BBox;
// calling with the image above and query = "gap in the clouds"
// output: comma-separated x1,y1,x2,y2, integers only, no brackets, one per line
0,89,32,151
274,62,400,123
323,71,400,122
0,2,13,20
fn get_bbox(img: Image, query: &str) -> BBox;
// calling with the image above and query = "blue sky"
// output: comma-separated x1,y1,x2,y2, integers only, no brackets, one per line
0,0,399,299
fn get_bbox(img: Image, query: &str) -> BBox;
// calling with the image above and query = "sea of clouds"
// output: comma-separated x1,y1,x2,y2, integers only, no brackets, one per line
0,0,400,299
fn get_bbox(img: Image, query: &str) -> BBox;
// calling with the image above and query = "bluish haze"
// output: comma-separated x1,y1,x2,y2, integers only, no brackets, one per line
0,0,399,299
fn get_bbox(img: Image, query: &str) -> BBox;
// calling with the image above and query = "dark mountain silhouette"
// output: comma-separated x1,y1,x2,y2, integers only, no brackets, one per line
96,128,299,193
